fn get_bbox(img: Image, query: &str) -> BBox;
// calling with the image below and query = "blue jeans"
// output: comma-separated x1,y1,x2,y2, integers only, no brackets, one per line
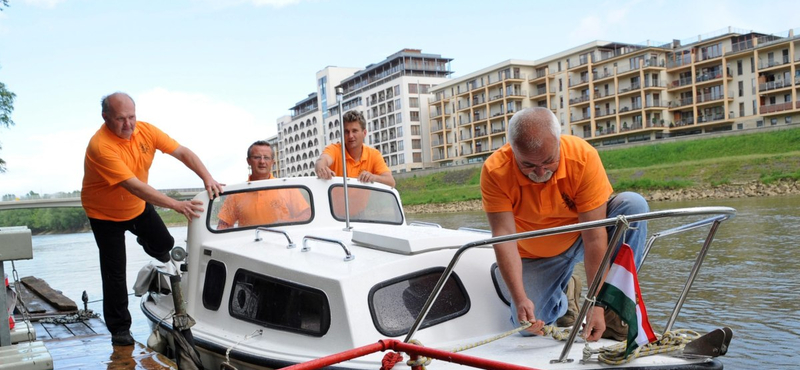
506,192,649,332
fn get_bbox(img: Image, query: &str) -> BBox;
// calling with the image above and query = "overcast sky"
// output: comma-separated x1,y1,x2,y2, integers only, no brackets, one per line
0,0,796,197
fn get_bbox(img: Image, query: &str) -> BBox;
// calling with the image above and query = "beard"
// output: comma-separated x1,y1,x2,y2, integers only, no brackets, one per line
527,170,554,183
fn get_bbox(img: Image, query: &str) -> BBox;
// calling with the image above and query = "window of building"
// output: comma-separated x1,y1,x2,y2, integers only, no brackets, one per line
397,126,403,137
229,269,330,336
737,123,743,130
737,60,743,75
419,84,430,94
394,85,401,96
409,97,419,108
410,125,421,135
413,152,422,163
396,98,402,110
558,78,563,92
786,116,792,124
412,139,421,149
738,81,743,97
410,111,420,122
771,118,778,125
750,57,755,73
396,112,403,123
739,102,744,117
408,84,418,94
558,61,562,72
399,153,405,164
756,120,763,127
398,140,404,151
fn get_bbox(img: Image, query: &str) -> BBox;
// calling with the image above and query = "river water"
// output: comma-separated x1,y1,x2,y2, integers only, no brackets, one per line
8,195,800,368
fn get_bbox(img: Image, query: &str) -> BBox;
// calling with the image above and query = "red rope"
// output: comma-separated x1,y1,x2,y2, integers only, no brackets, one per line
380,352,404,370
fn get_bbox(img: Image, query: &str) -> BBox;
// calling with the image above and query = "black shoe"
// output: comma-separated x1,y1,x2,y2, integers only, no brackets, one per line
112,331,135,346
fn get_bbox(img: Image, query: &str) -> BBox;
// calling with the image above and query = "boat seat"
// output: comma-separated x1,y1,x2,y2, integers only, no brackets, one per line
352,225,487,255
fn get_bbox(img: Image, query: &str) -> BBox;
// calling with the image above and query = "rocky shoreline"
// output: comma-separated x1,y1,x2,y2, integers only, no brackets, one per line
404,179,800,214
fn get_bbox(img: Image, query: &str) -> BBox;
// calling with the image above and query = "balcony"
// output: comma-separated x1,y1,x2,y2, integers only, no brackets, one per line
644,80,667,89
669,97,694,108
569,95,591,105
618,82,641,95
696,91,732,105
645,100,667,108
672,116,695,127
760,101,796,115
697,113,726,123
667,55,693,69
759,79,792,92
570,113,591,123
695,71,723,84
619,122,644,132
593,70,615,81
569,76,589,88
490,93,504,101
669,76,693,89
759,55,791,70
594,90,615,101
595,108,616,118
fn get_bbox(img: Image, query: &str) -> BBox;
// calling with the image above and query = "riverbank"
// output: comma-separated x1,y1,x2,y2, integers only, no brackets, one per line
403,179,800,214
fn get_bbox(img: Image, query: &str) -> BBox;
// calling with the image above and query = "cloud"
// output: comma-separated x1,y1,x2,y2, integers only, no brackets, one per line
21,0,67,8
247,0,306,7
134,88,267,190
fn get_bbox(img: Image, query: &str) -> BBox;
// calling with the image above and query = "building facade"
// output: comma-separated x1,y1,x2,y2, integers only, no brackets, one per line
278,49,453,177
428,27,800,167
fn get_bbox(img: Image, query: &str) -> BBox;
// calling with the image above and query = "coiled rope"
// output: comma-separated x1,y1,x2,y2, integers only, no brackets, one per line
582,329,701,365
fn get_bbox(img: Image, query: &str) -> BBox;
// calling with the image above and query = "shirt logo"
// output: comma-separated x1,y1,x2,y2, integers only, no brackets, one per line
561,192,577,212
139,143,151,154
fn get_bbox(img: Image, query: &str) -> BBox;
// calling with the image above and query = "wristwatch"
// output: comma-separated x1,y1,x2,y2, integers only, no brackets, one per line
594,301,608,310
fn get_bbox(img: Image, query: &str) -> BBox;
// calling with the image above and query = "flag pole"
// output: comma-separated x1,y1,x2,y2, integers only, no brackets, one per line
336,87,351,231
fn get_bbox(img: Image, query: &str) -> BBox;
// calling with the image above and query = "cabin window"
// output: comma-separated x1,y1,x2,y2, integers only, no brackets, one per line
207,186,314,232
490,263,512,306
329,185,403,225
229,269,330,336
369,268,469,337
202,260,227,311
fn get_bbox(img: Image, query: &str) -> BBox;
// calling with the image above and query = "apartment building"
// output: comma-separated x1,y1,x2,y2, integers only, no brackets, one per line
278,49,453,177
277,66,361,177
428,27,800,167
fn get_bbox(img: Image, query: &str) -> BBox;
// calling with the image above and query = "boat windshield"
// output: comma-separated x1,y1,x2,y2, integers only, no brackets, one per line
329,184,404,225
207,186,313,231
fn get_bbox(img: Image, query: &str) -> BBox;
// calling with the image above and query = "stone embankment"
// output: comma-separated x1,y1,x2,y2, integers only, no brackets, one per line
404,179,800,214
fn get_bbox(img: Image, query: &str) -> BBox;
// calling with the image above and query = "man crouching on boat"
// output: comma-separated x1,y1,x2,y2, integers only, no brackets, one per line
480,107,648,341
82,92,223,346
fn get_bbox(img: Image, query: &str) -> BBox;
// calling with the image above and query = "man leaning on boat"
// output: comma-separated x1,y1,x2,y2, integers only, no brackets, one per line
481,107,648,341
81,92,223,346
314,110,396,187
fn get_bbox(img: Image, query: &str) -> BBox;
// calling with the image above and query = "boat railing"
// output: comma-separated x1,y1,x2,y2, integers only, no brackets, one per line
403,206,736,364
303,235,355,261
255,227,296,249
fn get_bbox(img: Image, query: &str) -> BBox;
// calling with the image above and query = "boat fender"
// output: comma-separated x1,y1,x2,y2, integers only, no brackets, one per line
147,329,167,354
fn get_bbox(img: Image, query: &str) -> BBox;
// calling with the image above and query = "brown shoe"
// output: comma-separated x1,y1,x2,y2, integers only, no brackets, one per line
556,275,582,327
602,309,628,341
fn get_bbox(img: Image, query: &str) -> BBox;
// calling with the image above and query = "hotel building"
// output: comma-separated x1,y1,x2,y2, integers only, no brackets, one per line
428,27,799,167
277,49,452,177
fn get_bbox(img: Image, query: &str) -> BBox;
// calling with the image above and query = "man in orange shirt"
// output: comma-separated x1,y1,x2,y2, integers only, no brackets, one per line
314,110,395,187
217,141,310,229
82,92,223,346
481,107,648,341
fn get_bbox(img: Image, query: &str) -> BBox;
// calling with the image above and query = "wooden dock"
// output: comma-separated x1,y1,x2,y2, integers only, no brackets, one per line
9,276,177,370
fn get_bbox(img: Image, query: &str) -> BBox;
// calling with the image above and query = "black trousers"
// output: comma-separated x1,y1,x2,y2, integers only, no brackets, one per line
88,203,173,334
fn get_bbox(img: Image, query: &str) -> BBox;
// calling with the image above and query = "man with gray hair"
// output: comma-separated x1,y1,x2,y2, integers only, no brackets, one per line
481,107,648,341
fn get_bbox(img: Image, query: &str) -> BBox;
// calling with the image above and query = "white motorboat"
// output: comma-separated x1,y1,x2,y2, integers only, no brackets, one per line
139,176,735,370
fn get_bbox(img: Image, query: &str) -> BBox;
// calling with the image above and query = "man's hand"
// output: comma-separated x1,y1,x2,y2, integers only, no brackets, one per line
315,160,335,180
516,298,545,335
174,199,205,222
204,178,224,199
583,306,606,341
357,170,376,183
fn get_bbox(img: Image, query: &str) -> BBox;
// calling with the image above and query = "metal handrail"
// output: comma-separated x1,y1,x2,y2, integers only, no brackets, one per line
402,206,736,363
302,235,355,261
255,227,296,249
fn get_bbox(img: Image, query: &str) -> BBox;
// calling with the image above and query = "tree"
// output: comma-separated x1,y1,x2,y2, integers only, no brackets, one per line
0,1,8,11
0,80,16,173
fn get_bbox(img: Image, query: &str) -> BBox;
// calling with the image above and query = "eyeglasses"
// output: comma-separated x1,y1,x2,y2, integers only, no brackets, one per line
249,156,273,161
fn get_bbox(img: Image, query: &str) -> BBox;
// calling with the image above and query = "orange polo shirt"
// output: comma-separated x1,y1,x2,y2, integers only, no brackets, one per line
322,143,390,178
82,121,180,221
481,136,612,258
217,174,311,227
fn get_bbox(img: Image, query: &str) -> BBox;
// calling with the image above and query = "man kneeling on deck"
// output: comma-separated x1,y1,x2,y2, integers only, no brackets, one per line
481,107,648,341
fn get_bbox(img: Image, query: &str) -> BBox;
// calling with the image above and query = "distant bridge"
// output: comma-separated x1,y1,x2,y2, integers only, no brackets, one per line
0,188,204,211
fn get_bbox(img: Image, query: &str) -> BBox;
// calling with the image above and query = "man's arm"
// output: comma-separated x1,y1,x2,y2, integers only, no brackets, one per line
120,177,205,221
578,202,609,341
357,170,396,187
315,153,336,179
487,211,544,335
169,146,224,199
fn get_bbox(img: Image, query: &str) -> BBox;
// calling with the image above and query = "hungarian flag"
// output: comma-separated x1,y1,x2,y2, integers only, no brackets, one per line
597,243,657,357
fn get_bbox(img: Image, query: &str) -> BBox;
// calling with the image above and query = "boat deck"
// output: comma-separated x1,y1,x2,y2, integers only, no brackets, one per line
9,276,177,370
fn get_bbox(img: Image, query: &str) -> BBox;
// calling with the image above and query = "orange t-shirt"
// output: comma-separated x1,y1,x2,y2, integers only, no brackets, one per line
480,136,612,258
217,174,311,227
81,121,180,221
322,143,390,178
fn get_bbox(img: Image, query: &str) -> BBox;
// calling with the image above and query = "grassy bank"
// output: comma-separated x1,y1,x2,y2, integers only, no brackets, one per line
396,127,800,206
